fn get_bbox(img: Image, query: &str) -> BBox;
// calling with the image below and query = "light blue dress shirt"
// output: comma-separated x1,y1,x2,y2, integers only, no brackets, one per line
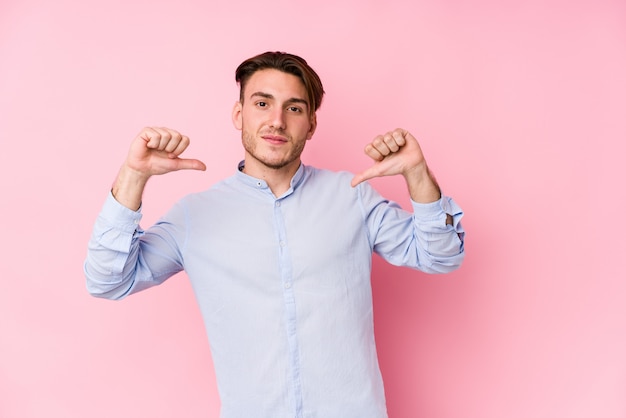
85,163,465,418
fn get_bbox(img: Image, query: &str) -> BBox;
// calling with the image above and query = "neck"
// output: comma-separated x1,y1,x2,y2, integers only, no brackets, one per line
242,158,300,197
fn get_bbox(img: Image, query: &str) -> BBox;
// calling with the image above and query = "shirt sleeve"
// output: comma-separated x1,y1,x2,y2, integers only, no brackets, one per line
409,195,465,273
84,192,185,300
358,182,465,274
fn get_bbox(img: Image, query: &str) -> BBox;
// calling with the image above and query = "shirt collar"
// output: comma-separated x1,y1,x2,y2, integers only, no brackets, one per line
235,161,307,195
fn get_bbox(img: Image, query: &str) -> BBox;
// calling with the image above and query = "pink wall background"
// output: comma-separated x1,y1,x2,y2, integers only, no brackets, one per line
1,0,625,417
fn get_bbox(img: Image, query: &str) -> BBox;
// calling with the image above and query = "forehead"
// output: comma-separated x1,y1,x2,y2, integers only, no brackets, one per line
243,69,308,102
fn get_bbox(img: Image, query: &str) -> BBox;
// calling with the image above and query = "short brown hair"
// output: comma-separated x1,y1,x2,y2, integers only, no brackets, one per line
235,51,325,116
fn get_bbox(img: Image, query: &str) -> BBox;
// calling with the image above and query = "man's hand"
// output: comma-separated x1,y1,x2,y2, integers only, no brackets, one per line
112,127,206,210
351,129,426,186
125,127,207,178
351,128,441,204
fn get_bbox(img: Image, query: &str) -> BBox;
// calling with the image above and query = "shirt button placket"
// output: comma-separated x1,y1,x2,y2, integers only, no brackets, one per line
273,198,303,414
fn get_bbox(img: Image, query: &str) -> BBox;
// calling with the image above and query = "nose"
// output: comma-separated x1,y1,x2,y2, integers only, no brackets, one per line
269,107,286,130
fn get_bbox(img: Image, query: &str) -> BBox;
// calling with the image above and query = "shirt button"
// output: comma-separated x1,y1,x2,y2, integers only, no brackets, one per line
284,282,291,289
275,201,281,207
256,182,262,187
279,241,286,247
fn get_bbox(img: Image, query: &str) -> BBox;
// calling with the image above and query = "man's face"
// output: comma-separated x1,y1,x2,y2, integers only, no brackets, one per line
232,69,316,173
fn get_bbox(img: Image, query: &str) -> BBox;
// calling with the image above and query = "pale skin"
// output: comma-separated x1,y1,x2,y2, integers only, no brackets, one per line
111,127,206,211
231,69,316,196
111,70,451,225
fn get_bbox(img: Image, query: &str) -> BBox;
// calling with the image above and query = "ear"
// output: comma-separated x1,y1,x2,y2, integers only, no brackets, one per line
232,101,243,130
306,113,317,140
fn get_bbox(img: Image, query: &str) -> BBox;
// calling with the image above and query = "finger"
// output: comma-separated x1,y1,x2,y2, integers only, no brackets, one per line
370,135,391,157
351,165,380,187
397,128,413,143
171,157,207,172
151,127,172,151
364,143,385,161
351,172,366,188
170,135,191,157
140,127,161,149
164,130,184,153
391,129,407,148
383,132,401,152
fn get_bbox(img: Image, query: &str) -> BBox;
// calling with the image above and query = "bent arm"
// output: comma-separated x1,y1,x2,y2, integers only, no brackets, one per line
409,195,465,273
358,183,464,274
112,126,207,210
353,129,464,272
84,193,184,300
84,127,204,298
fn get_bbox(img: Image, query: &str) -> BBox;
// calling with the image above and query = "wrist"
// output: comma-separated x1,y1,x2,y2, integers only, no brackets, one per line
402,162,430,181
404,163,441,203
111,165,150,211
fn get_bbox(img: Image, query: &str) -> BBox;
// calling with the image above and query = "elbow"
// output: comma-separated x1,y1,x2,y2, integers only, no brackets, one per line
86,281,128,301
84,263,132,301
428,232,465,274
423,248,465,275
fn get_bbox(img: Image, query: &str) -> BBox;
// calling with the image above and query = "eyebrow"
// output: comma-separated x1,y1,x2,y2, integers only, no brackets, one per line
250,92,309,109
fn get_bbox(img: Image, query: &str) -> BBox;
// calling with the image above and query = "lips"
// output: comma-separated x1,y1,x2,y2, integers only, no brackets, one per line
262,134,288,145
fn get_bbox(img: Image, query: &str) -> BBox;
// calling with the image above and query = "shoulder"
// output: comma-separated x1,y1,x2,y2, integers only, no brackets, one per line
173,175,236,207
303,165,355,186
298,165,370,205
302,165,381,196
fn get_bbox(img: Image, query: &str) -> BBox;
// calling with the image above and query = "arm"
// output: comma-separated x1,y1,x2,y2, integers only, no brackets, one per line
113,127,206,210
352,128,442,201
352,128,464,272
352,128,455,219
84,127,206,299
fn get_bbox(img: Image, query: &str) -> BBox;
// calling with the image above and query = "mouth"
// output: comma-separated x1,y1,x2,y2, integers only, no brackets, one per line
262,134,288,145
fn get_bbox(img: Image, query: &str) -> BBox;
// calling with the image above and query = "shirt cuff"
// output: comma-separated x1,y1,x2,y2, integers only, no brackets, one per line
411,195,464,223
99,191,143,233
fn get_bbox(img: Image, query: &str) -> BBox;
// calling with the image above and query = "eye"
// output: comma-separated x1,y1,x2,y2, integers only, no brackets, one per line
256,101,267,108
287,106,302,113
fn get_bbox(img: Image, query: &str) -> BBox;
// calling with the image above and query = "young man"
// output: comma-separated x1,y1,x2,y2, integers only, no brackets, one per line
85,51,465,418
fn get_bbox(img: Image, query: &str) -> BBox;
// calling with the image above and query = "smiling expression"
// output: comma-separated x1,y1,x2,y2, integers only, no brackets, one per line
232,69,317,176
